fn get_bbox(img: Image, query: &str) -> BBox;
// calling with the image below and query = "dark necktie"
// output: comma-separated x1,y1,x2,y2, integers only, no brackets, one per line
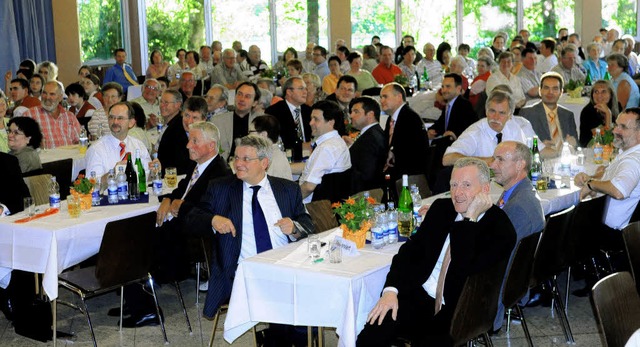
294,108,303,140
496,133,503,144
251,186,272,253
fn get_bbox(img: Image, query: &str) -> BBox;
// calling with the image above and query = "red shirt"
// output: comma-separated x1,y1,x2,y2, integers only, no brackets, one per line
372,63,403,85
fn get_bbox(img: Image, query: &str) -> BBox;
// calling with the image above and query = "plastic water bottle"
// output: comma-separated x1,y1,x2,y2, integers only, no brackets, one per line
379,204,389,244
371,205,385,249
386,202,398,244
560,141,572,188
107,169,118,204
151,162,163,195
97,123,104,140
116,166,128,200
411,185,423,233
49,176,60,208
90,171,101,206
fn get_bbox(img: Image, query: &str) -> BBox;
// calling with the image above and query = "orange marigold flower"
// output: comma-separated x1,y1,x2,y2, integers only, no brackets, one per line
345,212,355,220
366,197,376,204
331,202,341,208
74,179,80,186
345,198,356,205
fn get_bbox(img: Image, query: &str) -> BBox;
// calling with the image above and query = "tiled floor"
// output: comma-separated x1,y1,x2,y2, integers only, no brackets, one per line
0,273,605,346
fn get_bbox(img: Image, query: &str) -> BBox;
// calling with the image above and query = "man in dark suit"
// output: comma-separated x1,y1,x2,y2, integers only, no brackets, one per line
381,82,429,182
264,76,312,150
185,135,313,343
428,73,477,142
489,141,545,330
357,158,516,346
0,152,30,217
519,71,578,157
157,93,206,175
120,121,233,328
348,96,387,193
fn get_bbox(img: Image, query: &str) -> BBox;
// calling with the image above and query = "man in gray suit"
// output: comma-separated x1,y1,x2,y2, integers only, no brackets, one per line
489,141,545,331
519,72,578,157
212,81,260,161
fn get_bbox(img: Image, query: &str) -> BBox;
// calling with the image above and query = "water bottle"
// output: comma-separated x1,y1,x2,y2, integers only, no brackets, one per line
116,166,128,200
560,141,572,188
576,147,585,166
411,185,423,233
370,205,385,249
107,169,118,204
386,202,398,244
49,176,60,208
90,171,101,206
379,204,389,244
151,162,163,195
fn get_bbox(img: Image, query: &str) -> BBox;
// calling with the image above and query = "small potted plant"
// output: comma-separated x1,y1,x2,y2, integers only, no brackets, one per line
566,79,584,98
332,195,376,248
70,173,95,210
393,74,413,97
588,125,615,161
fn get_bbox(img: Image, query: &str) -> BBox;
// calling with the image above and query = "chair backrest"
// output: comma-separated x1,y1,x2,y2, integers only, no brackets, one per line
531,205,575,286
361,87,381,97
23,174,52,206
450,258,509,345
95,212,157,287
42,158,73,200
592,272,640,347
395,174,431,199
351,188,383,204
623,222,640,294
629,201,640,224
305,200,339,233
312,168,353,204
503,232,542,309
567,195,606,265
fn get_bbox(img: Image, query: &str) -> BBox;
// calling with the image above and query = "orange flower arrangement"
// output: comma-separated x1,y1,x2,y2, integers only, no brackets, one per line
332,195,376,233
72,174,96,194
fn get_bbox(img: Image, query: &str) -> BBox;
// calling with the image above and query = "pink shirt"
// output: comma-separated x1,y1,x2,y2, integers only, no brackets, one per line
26,105,81,149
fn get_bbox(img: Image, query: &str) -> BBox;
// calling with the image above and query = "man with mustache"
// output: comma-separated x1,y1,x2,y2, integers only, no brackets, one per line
25,81,81,149
574,108,640,268
443,90,542,167
85,101,151,180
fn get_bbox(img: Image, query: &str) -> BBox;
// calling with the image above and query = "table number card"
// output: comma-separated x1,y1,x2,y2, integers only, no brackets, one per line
334,236,359,256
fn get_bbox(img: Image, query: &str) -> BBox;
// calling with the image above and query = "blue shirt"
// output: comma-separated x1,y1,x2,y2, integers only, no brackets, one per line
103,64,137,92
499,180,522,208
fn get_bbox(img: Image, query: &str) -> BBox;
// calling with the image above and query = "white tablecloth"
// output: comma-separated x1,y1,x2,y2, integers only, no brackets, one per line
39,145,87,179
407,89,441,121
224,228,402,347
0,195,161,299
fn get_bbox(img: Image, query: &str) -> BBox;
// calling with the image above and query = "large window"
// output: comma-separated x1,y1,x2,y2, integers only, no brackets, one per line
77,0,123,63
463,0,516,56
211,0,272,63
401,0,456,51
146,0,206,64
523,0,574,42
275,0,329,57
602,0,637,36
351,0,395,49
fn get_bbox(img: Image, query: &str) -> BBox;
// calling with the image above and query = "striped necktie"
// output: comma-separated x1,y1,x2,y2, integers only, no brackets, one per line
548,110,560,144
434,244,451,314
119,142,126,161
388,118,396,145
294,108,303,140
185,167,200,195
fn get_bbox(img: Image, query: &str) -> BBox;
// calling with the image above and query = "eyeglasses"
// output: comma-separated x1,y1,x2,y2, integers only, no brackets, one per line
8,130,24,136
144,85,159,90
160,100,178,105
108,115,130,121
234,156,260,163
288,87,306,91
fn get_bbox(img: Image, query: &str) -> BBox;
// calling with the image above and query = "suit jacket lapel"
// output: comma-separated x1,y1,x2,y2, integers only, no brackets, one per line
230,179,244,241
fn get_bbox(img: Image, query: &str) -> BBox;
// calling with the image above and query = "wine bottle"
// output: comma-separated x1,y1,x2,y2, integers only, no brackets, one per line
397,175,414,237
125,152,139,200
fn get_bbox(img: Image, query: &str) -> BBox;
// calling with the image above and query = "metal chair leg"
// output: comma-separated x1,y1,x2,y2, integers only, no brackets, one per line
565,267,571,315
119,287,124,331
147,276,169,343
552,278,574,343
482,332,493,347
79,296,98,347
174,281,192,333
195,262,201,306
506,307,512,334
209,305,227,347
514,305,533,347
53,299,57,347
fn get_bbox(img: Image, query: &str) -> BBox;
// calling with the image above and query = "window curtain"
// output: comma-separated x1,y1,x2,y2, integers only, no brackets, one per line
0,0,56,91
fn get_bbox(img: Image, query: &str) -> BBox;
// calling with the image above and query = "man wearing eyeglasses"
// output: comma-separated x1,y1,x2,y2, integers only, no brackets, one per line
157,95,205,175
186,134,313,345
212,82,260,161
326,75,358,125
86,101,151,179
131,78,161,126
177,71,197,101
265,76,312,150
211,48,247,90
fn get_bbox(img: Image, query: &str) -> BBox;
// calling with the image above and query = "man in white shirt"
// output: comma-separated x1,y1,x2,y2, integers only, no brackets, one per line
486,52,526,108
357,158,516,346
416,43,444,85
85,101,151,181
443,90,543,167
536,38,558,74
517,48,542,100
130,78,161,125
292,100,351,203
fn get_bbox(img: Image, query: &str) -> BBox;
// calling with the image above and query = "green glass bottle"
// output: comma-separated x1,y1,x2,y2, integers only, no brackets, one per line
604,71,611,81
585,69,592,86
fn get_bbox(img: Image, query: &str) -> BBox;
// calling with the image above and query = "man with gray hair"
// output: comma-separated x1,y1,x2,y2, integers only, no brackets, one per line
205,84,229,121
131,78,161,124
551,45,586,83
25,81,81,149
211,48,247,90
358,157,516,346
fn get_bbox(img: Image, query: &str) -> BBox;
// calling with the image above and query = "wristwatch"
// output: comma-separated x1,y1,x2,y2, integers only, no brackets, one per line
586,178,594,191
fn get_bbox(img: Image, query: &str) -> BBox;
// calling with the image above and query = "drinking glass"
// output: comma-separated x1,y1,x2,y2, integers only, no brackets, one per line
165,167,177,189
23,197,35,217
307,235,321,260
328,239,342,263
67,196,81,218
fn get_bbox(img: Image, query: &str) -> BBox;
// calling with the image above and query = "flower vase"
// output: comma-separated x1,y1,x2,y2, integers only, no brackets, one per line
602,144,613,162
340,223,368,249
70,189,93,211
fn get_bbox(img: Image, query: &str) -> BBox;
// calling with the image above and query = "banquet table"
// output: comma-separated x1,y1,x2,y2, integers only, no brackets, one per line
0,194,162,300
407,88,442,121
223,228,402,347
39,145,87,179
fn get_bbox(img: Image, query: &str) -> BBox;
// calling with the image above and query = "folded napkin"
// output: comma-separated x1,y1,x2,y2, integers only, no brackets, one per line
14,208,59,223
